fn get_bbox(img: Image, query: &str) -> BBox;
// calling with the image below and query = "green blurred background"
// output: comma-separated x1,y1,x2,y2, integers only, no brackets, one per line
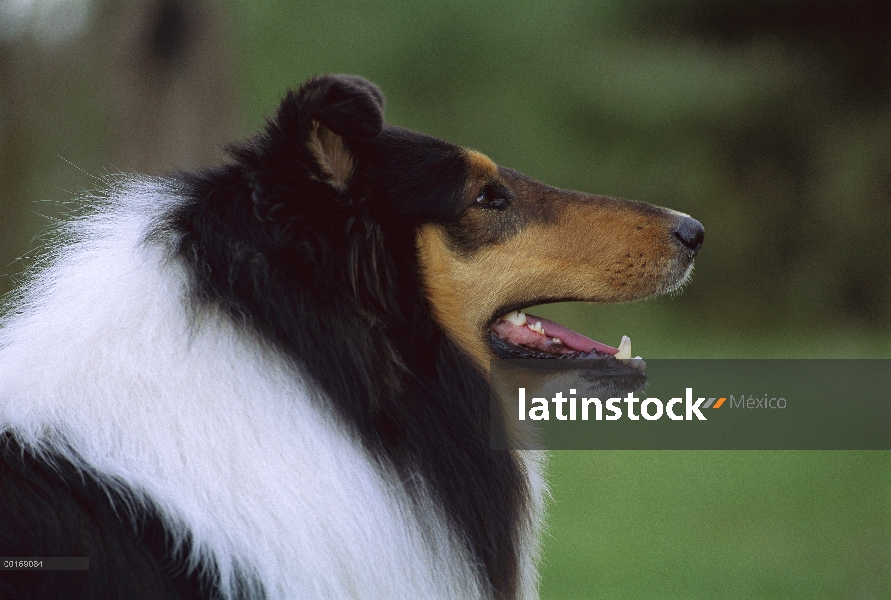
1,0,888,597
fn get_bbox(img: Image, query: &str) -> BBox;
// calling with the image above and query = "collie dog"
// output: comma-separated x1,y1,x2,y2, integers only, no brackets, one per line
0,75,702,599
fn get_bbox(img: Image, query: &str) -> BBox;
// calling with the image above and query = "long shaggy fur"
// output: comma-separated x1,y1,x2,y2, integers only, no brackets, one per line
0,77,546,600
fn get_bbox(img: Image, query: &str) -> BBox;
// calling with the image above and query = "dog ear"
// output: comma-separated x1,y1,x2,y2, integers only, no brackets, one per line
272,75,385,190
312,75,385,141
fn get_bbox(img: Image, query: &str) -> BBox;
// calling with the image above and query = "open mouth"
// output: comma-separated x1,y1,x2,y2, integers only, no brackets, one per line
487,309,646,372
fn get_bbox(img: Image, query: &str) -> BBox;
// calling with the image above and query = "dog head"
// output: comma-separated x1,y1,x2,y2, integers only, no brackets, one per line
246,74,702,369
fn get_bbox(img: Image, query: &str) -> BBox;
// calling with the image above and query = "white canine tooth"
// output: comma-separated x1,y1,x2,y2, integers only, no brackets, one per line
552,337,562,344
615,335,632,360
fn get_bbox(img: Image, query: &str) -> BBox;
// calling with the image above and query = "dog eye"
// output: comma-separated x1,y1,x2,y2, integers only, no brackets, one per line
475,186,511,210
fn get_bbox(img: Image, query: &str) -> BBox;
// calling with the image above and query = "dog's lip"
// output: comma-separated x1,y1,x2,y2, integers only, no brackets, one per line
486,317,645,371
485,300,628,361
485,297,576,330
492,312,620,355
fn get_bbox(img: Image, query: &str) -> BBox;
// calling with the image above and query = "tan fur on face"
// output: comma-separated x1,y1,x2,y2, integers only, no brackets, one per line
417,225,492,368
465,150,498,179
308,120,354,190
417,189,690,370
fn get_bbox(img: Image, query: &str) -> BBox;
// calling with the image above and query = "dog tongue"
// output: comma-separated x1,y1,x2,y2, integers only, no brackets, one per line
525,313,619,355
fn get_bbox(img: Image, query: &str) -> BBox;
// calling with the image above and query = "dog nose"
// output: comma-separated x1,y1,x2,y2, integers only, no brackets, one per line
672,217,704,256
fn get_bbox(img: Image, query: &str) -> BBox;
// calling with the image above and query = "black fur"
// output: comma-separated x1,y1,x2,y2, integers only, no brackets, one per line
0,434,262,599
162,76,528,599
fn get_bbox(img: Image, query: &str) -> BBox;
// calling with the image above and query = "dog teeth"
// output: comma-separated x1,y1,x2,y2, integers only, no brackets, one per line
615,335,632,360
528,321,544,335
551,337,562,344
615,338,645,372
502,311,527,326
